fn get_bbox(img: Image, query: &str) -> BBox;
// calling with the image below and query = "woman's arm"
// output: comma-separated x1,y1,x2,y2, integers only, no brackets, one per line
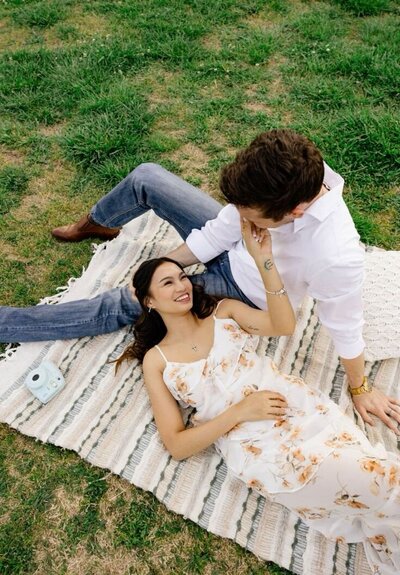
221,219,296,336
143,348,287,460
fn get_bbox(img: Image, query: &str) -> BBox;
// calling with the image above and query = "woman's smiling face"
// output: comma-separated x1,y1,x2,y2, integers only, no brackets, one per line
146,262,193,314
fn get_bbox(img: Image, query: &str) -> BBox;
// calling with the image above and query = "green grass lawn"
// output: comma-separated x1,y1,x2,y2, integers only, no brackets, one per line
0,1,399,573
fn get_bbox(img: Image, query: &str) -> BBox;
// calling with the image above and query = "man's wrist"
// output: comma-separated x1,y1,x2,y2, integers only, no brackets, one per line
349,376,371,396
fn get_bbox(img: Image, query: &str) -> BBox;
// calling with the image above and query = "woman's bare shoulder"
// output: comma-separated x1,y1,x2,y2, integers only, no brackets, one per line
143,346,164,372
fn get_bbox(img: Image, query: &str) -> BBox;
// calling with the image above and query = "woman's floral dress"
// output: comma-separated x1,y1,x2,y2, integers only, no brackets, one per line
156,316,400,575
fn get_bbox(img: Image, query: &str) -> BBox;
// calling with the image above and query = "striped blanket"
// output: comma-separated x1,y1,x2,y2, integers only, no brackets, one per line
0,213,398,575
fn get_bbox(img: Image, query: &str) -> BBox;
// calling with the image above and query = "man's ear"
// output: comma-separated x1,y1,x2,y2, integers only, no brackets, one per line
291,203,309,218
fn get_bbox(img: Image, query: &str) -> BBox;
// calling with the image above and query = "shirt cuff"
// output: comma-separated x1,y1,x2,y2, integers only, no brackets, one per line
186,230,220,263
333,336,365,359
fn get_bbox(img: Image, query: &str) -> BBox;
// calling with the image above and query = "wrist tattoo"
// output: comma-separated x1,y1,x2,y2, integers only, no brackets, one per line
263,259,273,271
247,325,260,331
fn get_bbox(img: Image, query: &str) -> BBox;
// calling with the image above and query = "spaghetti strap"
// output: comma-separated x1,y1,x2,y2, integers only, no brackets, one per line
214,298,226,318
154,345,169,364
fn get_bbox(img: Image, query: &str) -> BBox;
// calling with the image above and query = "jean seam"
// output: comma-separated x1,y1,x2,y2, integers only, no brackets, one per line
3,311,132,331
98,202,189,238
154,206,189,239
97,204,146,227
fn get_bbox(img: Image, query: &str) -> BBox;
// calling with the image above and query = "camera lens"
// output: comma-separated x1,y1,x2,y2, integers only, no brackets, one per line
32,374,40,381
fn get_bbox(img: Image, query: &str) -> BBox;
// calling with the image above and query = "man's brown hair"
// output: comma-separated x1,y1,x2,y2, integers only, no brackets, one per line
219,129,324,221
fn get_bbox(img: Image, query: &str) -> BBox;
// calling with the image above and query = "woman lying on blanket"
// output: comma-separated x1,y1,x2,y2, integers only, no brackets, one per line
117,218,400,575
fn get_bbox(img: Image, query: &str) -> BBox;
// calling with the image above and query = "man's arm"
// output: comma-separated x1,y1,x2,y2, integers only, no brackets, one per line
166,243,200,267
312,259,400,434
341,353,400,435
184,204,242,263
165,204,242,268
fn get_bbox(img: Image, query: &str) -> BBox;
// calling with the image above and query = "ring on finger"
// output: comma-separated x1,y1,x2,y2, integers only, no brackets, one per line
388,407,393,417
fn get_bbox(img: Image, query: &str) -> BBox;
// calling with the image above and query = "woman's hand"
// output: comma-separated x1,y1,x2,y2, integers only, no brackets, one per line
236,390,288,423
241,217,272,263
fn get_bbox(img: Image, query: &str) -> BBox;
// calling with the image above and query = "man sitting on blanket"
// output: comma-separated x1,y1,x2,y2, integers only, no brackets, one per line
1,129,399,434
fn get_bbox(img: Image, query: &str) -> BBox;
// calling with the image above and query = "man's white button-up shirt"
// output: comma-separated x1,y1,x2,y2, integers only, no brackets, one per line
186,163,365,359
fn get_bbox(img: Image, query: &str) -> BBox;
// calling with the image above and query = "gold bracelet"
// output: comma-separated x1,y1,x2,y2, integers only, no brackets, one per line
349,376,371,396
265,287,287,297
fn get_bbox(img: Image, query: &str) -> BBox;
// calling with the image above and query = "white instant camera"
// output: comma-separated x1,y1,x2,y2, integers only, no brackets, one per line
25,361,65,404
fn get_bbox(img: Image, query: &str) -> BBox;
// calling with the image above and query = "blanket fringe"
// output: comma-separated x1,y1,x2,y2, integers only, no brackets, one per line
91,242,103,254
38,271,84,305
0,343,19,363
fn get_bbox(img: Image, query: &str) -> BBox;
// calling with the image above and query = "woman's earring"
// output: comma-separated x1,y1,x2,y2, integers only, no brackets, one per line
148,307,152,314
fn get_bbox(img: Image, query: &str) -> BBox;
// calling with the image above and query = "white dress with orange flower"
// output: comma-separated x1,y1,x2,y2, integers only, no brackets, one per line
156,316,400,575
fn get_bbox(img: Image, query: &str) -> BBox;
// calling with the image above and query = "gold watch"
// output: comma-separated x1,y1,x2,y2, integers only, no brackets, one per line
349,376,371,396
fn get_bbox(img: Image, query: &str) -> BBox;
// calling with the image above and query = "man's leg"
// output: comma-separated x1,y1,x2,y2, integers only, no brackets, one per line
54,163,222,241
0,287,139,343
0,164,222,343
191,252,258,308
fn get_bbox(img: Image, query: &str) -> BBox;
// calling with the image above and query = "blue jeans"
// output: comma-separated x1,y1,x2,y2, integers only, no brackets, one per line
0,164,256,343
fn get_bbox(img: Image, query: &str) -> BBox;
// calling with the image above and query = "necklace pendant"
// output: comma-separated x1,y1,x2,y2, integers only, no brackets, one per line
191,345,198,352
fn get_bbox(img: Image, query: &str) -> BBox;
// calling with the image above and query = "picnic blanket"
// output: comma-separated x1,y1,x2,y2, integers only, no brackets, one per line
0,213,398,575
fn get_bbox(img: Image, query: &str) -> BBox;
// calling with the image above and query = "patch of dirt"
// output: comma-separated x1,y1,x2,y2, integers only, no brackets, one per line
153,123,187,142
132,65,193,146
167,143,219,196
64,544,150,575
42,9,114,49
374,206,400,245
98,475,135,534
245,85,258,98
201,33,222,52
38,123,66,137
0,18,31,51
169,142,209,171
243,101,274,114
146,68,181,111
209,133,237,159
13,161,75,222
52,486,83,519
266,56,288,96
244,57,292,125
0,240,30,263
68,11,113,37
199,80,226,99
0,147,25,166
0,510,12,526
244,12,282,31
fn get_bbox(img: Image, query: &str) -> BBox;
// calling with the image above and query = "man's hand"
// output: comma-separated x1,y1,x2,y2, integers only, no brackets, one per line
341,353,400,435
241,218,272,263
352,388,400,435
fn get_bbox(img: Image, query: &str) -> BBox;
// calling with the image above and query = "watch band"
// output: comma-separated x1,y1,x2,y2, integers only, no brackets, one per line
349,376,371,396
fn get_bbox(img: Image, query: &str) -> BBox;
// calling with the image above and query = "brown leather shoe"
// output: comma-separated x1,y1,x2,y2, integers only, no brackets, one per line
51,214,121,242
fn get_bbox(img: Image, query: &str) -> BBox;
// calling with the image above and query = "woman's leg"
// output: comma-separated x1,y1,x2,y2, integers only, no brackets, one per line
274,447,400,574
